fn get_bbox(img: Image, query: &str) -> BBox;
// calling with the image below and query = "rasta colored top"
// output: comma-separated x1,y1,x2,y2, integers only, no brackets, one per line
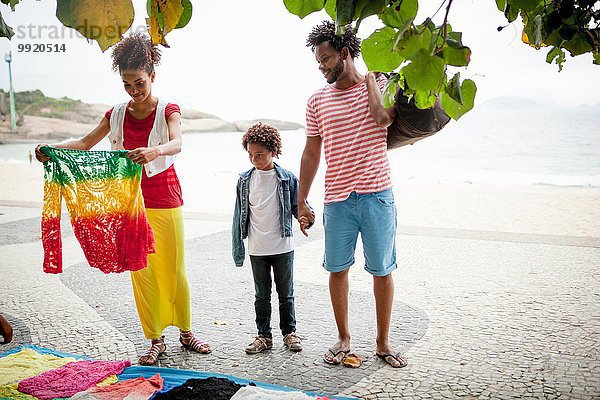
105,102,183,209
41,146,156,274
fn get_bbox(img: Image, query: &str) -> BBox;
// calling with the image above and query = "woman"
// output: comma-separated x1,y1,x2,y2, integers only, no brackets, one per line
35,33,211,365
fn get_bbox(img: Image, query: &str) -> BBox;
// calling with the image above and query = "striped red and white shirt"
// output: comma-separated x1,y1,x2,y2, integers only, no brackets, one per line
306,77,392,203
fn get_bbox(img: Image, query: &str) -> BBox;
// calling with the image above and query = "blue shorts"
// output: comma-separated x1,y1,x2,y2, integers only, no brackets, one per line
323,189,397,276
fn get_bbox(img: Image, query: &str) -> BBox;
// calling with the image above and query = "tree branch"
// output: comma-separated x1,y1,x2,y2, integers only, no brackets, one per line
442,0,454,44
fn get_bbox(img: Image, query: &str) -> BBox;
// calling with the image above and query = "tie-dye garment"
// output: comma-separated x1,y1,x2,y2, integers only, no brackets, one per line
40,146,155,274
17,359,131,399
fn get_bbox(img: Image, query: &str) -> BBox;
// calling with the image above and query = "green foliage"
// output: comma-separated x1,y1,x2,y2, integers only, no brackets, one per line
441,79,476,120
286,0,477,120
56,0,135,51
0,10,14,39
362,27,404,71
0,0,19,12
499,0,600,70
146,0,192,47
285,0,598,120
379,0,417,29
8,90,82,118
0,0,18,39
284,0,326,19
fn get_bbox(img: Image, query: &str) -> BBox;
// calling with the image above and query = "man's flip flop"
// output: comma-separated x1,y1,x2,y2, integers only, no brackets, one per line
376,352,408,368
323,348,350,365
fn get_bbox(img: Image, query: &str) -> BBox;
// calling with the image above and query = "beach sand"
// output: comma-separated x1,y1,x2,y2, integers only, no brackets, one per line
2,161,599,238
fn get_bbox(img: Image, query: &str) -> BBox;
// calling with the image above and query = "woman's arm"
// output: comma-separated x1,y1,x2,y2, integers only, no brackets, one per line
127,111,182,164
35,117,111,162
366,72,396,128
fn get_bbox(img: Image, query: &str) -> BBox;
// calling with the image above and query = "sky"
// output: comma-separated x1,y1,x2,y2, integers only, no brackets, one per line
0,0,598,124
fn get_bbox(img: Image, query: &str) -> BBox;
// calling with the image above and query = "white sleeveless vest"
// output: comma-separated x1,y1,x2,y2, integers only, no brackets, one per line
108,100,176,178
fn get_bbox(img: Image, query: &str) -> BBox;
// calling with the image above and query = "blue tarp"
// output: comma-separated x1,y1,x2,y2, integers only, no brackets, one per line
1,345,354,399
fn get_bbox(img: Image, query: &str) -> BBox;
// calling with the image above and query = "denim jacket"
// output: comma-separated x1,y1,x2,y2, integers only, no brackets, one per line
232,163,301,267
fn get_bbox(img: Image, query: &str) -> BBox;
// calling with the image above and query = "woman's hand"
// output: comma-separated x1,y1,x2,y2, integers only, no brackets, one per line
34,144,50,163
127,147,160,164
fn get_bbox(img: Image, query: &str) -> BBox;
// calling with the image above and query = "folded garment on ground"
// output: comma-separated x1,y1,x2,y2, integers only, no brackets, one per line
70,373,163,400
231,385,315,399
153,377,244,400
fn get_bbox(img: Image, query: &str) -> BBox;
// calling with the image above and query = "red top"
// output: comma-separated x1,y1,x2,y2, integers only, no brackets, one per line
105,103,183,209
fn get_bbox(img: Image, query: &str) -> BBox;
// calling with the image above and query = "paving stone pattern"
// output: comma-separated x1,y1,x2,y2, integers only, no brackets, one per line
1,205,599,399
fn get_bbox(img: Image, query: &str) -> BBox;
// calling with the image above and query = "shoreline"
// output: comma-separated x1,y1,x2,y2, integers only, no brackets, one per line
2,161,599,238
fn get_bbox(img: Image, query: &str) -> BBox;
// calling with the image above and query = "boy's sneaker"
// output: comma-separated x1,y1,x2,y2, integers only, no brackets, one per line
245,335,273,354
283,332,303,352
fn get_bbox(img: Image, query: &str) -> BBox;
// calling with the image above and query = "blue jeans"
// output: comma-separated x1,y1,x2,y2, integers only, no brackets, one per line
323,189,397,276
249,251,296,337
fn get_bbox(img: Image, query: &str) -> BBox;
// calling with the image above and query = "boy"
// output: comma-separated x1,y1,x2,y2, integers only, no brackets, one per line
232,123,310,354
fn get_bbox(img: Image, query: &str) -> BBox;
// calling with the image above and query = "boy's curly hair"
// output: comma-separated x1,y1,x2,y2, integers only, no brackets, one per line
111,33,161,74
242,123,282,157
306,20,361,58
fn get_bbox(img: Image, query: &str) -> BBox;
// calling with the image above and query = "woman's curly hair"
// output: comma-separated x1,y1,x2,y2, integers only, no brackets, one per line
242,123,282,157
111,33,161,74
306,20,361,58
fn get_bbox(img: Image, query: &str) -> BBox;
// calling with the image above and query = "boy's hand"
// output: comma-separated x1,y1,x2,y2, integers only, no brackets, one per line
299,216,311,237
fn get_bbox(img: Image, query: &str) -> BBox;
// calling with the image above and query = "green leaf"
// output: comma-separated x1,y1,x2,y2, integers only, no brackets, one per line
56,0,135,52
380,0,418,29
157,9,165,30
402,49,445,92
504,4,519,22
383,81,398,108
382,74,401,108
594,51,600,66
446,72,463,104
146,0,184,46
563,32,594,56
362,27,404,72
414,91,437,109
175,0,193,29
443,41,471,66
441,78,476,120
395,25,433,58
354,0,386,20
496,0,507,11
546,46,566,71
283,0,326,19
354,0,386,30
0,11,14,39
509,0,539,12
336,0,356,28
324,0,336,19
0,0,19,11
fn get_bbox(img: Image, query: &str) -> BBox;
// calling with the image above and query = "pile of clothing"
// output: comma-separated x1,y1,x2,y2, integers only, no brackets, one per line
0,346,338,400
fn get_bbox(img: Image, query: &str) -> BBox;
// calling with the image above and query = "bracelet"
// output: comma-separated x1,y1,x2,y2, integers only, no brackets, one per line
156,147,162,156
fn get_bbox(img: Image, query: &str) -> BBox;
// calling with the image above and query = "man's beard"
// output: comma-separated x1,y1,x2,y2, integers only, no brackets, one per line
326,59,344,84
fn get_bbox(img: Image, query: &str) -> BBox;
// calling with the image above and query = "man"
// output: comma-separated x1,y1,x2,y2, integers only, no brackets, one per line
297,21,407,368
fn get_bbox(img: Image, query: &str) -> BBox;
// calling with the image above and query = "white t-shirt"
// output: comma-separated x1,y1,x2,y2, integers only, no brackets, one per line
248,169,294,256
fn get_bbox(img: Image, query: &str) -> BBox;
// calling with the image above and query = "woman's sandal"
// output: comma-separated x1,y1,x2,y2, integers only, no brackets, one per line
138,336,166,366
179,331,212,354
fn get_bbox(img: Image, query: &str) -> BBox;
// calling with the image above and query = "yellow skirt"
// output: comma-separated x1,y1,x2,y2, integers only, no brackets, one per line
130,207,191,339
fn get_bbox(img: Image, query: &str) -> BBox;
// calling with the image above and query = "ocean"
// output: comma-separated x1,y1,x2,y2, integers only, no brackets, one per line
1,104,599,189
